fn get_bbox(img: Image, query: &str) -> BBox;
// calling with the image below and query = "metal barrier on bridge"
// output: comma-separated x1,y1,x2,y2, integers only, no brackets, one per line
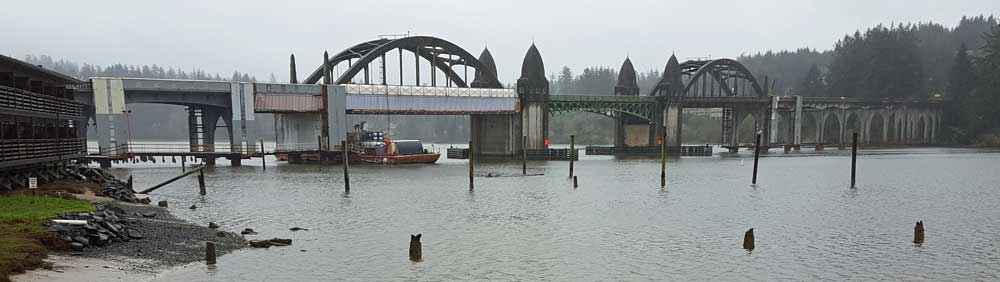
343,84,517,98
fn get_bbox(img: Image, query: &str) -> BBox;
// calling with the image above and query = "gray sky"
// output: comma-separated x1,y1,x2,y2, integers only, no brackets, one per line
2,0,997,83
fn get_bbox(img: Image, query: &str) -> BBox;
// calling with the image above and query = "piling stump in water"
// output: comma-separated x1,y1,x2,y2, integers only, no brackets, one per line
409,234,422,262
158,201,168,208
914,221,924,244
198,169,206,195
743,228,755,250
206,242,217,265
573,176,578,188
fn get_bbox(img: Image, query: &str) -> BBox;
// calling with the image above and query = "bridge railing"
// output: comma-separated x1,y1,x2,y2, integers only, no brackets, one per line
273,142,348,153
343,84,517,98
0,85,86,117
89,143,254,157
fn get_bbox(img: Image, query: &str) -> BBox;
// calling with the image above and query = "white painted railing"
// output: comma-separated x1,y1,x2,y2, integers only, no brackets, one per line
343,84,517,98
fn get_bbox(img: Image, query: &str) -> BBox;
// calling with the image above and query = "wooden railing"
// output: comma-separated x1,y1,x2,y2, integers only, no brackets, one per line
0,85,86,117
0,138,86,162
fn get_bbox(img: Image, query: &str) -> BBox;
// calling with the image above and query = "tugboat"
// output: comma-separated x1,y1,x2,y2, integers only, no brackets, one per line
349,121,440,165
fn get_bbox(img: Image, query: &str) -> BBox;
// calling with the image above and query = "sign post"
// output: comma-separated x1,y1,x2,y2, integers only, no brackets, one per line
28,177,37,195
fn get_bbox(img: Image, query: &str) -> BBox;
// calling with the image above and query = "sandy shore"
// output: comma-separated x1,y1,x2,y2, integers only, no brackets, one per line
11,201,244,282
12,255,157,282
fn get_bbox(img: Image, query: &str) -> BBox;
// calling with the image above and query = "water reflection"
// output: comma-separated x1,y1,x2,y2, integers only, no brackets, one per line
93,148,1000,281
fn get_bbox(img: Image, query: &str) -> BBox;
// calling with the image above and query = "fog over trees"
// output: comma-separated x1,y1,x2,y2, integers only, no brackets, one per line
23,15,1000,145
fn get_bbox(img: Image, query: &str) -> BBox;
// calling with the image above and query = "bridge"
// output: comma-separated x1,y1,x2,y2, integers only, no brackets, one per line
76,35,942,167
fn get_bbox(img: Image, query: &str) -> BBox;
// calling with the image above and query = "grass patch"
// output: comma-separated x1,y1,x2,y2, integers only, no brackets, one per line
0,196,94,282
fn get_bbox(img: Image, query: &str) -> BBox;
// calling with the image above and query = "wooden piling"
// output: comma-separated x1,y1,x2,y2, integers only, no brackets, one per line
126,175,133,191
522,136,527,175
409,234,422,262
198,168,206,195
138,165,205,194
342,140,350,193
206,242,217,265
913,221,924,244
573,176,578,188
260,139,266,171
317,136,323,164
569,135,575,178
181,156,186,172
752,133,761,185
743,228,755,250
851,132,858,188
468,141,474,191
660,127,666,187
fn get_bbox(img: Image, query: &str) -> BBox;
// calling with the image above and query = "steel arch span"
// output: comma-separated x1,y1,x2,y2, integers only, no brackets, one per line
680,59,765,98
303,36,501,88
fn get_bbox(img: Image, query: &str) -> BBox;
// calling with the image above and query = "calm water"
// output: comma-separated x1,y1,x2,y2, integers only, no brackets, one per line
104,147,1000,281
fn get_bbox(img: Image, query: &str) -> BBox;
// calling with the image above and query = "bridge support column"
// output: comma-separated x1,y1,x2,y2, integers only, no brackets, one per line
616,116,654,147
325,85,348,145
521,102,548,150
471,115,520,157
94,113,128,157
188,107,225,166
792,96,803,147
768,96,779,146
663,104,682,148
882,112,890,145
725,108,743,153
274,113,323,152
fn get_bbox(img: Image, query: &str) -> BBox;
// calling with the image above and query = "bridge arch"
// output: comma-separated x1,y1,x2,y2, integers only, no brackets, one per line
303,36,501,88
845,111,862,137
678,59,765,97
801,112,819,143
867,111,886,144
821,111,842,144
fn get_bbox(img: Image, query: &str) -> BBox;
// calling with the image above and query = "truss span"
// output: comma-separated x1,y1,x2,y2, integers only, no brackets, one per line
547,95,659,122
303,36,501,88
679,59,764,98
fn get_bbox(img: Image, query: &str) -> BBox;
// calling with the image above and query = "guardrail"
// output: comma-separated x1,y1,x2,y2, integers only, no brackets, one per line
0,85,85,117
0,138,86,162
90,143,254,157
343,84,517,98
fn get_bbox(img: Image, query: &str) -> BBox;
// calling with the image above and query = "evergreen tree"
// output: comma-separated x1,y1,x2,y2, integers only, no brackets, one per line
943,44,978,143
798,63,827,96
969,23,1000,143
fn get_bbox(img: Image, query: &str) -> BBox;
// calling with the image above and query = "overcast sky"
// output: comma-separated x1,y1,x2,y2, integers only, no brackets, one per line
2,0,997,83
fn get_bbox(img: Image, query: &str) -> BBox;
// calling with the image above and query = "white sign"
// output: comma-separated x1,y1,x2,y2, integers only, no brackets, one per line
28,177,37,189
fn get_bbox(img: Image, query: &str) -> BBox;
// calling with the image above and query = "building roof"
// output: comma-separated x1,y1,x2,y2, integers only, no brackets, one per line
0,53,85,85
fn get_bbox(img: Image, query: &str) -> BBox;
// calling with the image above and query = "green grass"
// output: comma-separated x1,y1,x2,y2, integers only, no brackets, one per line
0,196,95,282
0,196,94,222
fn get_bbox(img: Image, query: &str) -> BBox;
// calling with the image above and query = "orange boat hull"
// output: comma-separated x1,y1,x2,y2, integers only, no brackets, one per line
360,153,440,164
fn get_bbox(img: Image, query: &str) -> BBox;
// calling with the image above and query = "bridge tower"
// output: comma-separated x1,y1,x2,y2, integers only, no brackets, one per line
656,55,684,148
613,57,650,147
517,44,550,150
470,47,520,156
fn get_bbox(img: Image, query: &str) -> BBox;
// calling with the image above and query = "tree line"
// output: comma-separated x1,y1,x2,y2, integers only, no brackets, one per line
738,15,1000,145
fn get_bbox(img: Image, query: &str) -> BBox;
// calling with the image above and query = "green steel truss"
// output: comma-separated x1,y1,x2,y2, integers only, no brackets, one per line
545,95,660,122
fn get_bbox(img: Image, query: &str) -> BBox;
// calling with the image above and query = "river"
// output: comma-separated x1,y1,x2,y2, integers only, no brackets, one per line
102,146,1000,281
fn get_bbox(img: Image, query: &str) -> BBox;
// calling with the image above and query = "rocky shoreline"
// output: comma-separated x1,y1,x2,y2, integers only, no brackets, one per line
45,202,246,273
13,166,247,280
